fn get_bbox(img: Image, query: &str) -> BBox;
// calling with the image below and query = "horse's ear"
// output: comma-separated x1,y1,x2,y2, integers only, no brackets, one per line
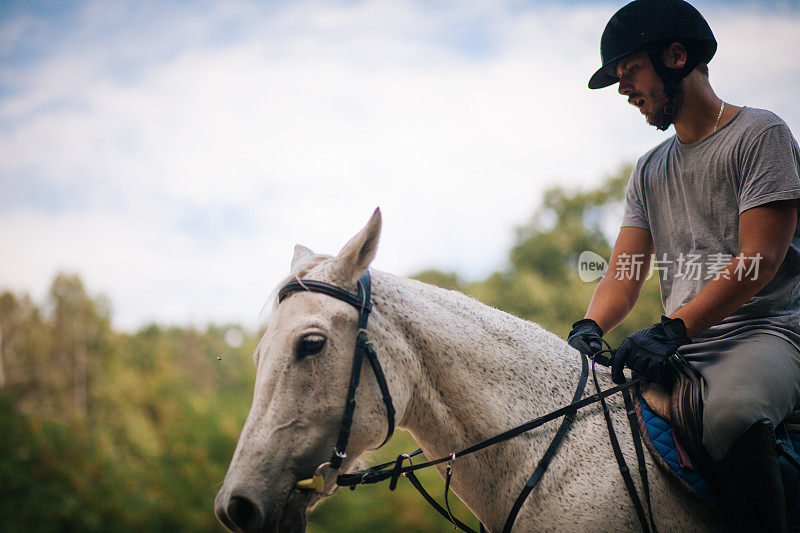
291,244,315,272
334,208,381,284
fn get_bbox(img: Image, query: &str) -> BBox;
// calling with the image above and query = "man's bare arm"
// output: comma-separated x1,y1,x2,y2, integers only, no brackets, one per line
586,226,654,334
670,199,798,337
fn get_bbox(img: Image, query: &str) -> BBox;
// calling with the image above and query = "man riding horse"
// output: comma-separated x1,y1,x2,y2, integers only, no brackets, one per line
567,1,800,531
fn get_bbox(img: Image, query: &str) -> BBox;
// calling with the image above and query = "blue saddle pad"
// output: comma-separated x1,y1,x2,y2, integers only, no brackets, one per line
636,390,800,521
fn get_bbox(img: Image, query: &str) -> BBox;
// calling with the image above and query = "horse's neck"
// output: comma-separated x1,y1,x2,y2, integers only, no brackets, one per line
373,274,584,524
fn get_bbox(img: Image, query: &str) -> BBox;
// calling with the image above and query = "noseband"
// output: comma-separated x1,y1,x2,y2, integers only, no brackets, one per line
278,271,395,473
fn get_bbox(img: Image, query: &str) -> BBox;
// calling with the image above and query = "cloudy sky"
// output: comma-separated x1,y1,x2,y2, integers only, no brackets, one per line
1,0,798,330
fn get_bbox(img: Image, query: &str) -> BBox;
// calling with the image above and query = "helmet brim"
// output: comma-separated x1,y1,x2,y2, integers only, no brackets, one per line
588,67,618,89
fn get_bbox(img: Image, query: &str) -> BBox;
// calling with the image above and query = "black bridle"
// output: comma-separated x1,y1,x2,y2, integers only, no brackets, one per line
282,271,657,533
278,271,395,471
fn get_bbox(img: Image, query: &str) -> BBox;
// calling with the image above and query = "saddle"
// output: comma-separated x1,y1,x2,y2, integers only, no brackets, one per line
636,358,800,524
639,357,710,474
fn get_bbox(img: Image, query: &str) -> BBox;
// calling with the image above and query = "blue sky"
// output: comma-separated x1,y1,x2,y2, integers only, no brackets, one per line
1,0,799,329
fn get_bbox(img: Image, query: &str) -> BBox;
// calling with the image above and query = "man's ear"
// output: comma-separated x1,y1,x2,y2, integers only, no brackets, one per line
331,208,381,285
663,42,688,69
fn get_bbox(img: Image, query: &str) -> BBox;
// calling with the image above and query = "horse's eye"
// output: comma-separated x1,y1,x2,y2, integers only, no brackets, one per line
297,334,327,359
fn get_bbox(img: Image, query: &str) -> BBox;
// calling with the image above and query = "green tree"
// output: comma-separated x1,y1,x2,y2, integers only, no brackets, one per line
40,274,113,419
0,276,259,532
412,270,463,291
0,292,48,400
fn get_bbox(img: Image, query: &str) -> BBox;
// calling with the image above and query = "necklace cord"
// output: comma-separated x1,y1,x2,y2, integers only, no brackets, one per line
713,100,725,133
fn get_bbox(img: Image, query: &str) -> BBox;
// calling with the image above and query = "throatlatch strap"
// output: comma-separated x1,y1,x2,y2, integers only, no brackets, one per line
365,343,395,448
357,274,395,447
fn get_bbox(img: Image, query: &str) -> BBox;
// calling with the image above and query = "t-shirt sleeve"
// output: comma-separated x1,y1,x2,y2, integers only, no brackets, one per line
739,123,800,213
621,167,650,230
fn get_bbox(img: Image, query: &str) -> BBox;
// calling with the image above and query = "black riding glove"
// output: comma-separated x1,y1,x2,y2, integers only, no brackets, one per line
567,318,604,357
611,315,691,384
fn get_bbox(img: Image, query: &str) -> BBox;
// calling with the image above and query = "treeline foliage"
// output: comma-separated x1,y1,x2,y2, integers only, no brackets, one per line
0,281,476,532
1,274,258,532
1,166,665,532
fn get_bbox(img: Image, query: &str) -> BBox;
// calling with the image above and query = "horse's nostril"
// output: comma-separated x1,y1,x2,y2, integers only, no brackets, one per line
216,505,236,531
227,496,264,532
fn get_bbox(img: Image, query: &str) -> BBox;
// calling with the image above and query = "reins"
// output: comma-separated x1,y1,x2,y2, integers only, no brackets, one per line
337,347,656,533
282,272,657,532
591,345,658,533
336,358,634,487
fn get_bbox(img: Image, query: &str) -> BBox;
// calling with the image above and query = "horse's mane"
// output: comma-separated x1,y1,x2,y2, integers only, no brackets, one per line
386,271,554,343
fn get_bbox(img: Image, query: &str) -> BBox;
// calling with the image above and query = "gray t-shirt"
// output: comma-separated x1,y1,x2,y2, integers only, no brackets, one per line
622,107,800,345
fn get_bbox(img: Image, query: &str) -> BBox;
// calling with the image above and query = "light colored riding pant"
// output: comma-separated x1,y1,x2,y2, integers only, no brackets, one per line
677,332,800,461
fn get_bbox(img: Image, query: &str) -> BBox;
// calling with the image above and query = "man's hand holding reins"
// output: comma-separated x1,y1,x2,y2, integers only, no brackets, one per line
611,315,691,384
568,318,605,357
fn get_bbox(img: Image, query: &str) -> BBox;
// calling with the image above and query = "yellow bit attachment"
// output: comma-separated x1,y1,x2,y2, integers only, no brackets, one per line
296,472,324,494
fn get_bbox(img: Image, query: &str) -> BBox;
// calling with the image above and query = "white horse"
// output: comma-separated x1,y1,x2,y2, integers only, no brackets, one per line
215,209,722,532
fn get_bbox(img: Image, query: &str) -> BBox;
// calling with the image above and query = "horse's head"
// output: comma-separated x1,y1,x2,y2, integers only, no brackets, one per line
215,209,413,532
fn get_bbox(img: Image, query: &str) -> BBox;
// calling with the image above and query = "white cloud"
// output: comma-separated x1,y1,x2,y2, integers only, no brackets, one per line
0,0,798,329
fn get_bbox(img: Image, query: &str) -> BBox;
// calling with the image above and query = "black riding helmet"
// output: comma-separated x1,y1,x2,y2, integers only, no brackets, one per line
589,0,716,114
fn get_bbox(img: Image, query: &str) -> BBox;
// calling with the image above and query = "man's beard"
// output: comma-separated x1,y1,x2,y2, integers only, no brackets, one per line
646,84,684,131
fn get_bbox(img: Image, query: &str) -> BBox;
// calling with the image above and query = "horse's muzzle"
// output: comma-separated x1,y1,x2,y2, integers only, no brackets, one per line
215,486,310,533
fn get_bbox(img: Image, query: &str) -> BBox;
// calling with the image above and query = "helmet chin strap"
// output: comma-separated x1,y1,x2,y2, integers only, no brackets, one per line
646,43,701,128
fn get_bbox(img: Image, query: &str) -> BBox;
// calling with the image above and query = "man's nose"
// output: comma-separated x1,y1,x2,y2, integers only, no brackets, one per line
618,78,632,96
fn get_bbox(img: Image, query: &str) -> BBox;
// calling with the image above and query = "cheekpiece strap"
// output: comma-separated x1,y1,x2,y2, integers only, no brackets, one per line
277,270,395,469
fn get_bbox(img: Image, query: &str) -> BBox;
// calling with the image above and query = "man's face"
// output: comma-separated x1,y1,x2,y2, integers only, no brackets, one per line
614,50,679,131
